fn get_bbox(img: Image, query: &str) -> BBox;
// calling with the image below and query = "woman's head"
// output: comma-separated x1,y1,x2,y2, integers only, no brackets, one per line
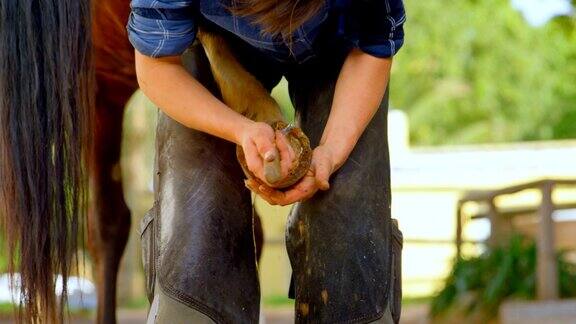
231,0,325,40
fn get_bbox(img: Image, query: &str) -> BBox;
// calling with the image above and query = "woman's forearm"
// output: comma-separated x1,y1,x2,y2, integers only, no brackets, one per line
321,48,392,168
135,51,253,144
248,49,393,205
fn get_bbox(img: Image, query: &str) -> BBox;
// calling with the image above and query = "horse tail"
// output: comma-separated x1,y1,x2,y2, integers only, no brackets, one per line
0,0,94,322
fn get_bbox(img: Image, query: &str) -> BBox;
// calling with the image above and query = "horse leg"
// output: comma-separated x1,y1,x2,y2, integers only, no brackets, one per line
197,29,284,123
88,82,133,324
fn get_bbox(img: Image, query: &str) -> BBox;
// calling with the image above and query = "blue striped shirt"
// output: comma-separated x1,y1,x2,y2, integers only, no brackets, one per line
127,0,406,63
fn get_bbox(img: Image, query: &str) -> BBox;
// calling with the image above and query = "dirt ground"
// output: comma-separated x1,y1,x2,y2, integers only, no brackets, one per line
0,305,429,323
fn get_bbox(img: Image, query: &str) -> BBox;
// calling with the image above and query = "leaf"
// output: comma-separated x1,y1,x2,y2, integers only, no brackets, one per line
430,234,576,319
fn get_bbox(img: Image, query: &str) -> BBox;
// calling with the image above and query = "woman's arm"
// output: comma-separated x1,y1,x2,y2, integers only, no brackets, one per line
135,51,292,182
319,48,392,170
247,48,392,205
136,53,251,143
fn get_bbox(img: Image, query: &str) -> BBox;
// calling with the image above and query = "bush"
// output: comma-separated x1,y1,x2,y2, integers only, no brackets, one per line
430,235,576,320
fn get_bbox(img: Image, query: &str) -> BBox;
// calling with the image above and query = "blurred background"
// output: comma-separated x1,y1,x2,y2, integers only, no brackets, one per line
2,0,576,323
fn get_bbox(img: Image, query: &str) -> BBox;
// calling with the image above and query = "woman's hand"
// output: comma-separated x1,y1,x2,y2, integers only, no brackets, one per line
245,144,340,206
238,122,296,185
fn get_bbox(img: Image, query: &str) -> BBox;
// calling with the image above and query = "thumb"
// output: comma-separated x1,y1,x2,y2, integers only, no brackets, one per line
275,131,296,177
313,158,331,191
253,134,277,162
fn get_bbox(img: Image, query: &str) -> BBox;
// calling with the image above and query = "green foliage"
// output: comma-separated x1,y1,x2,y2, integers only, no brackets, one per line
430,235,576,319
0,303,15,316
0,233,6,272
262,294,295,308
392,0,576,145
0,257,6,273
271,78,296,122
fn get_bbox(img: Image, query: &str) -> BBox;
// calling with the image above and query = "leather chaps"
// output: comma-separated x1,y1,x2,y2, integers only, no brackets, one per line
140,30,403,324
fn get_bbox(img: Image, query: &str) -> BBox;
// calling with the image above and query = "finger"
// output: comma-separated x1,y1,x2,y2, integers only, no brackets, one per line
256,173,319,206
281,177,319,204
253,130,277,162
244,141,263,177
258,192,279,205
263,156,282,184
275,131,296,177
245,180,279,205
256,182,299,206
246,179,287,205
259,192,279,205
312,159,331,191
282,186,317,204
258,184,280,195
260,145,279,184
244,179,260,193
259,185,292,204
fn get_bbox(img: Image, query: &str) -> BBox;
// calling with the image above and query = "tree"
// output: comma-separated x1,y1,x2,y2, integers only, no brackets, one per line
391,0,576,145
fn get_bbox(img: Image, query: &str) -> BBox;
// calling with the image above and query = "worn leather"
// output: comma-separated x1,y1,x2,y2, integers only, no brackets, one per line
151,43,266,323
284,53,402,323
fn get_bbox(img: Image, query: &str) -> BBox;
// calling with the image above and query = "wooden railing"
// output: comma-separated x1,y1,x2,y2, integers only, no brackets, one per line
455,179,576,300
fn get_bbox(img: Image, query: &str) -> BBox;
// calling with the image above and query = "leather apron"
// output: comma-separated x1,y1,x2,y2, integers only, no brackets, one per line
283,57,402,323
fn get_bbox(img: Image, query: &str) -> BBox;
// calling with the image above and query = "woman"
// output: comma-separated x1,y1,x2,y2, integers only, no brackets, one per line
128,0,405,323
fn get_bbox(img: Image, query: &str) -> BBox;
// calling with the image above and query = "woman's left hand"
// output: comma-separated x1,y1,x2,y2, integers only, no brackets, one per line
245,144,340,206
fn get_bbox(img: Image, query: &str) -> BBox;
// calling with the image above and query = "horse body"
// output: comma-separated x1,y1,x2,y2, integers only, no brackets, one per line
90,1,137,323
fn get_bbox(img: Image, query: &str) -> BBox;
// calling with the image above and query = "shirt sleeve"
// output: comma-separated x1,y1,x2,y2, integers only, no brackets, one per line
338,0,406,58
127,0,198,58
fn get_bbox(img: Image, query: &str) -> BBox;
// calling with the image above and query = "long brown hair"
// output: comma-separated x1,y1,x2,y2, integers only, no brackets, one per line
231,0,325,40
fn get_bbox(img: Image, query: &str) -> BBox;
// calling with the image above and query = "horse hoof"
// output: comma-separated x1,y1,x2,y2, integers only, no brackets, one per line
236,121,312,189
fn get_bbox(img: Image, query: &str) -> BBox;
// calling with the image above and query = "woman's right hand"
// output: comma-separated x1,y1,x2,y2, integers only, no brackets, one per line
238,121,295,186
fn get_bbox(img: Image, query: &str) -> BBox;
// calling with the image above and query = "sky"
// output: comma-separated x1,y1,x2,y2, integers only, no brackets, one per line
511,0,574,26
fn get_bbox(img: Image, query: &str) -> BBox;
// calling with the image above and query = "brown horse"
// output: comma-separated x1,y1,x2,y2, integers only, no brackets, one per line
0,0,298,322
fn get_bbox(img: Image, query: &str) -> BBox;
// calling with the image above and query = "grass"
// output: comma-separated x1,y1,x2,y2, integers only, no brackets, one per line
0,296,432,318
403,296,432,306
0,303,14,315
121,296,149,309
0,243,8,273
263,295,295,308
262,294,431,308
